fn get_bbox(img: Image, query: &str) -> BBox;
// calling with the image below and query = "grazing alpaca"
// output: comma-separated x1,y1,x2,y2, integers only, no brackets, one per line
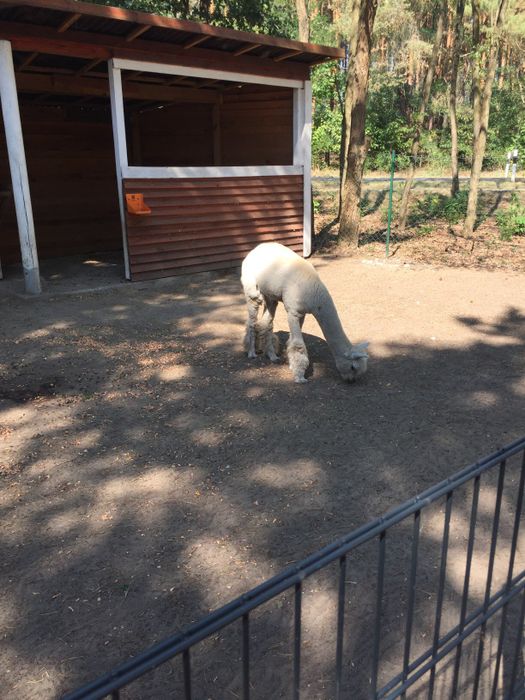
241,242,369,383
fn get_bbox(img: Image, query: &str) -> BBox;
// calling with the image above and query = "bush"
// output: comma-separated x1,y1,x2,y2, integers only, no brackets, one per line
496,194,525,241
410,191,469,225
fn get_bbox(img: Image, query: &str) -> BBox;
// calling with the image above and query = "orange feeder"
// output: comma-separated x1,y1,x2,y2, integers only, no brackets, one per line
125,193,151,215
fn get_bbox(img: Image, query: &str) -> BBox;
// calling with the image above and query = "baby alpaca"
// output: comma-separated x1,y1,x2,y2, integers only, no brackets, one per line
241,242,369,383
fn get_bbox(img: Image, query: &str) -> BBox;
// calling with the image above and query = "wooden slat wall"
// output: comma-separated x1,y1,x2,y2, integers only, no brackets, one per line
130,103,214,167
124,175,303,280
0,104,121,264
220,87,293,166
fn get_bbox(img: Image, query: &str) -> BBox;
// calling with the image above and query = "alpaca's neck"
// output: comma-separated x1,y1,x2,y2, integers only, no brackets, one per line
312,285,352,358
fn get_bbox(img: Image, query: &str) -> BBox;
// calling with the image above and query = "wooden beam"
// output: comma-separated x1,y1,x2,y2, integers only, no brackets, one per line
122,165,302,179
2,22,310,81
183,35,209,49
233,43,260,56
113,56,303,88
15,71,220,102
0,40,41,294
274,50,304,63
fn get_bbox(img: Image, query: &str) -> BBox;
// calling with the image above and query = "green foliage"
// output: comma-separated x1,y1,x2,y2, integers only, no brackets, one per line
410,191,469,225
496,194,525,241
485,88,525,168
91,0,297,36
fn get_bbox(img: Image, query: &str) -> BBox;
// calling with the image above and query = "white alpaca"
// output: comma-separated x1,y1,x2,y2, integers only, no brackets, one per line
241,242,369,383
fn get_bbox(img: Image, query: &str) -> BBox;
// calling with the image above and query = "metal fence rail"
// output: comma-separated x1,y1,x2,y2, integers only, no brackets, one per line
63,437,525,700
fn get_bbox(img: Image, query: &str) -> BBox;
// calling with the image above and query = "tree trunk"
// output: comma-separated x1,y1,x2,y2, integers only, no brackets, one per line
338,0,378,244
463,0,508,236
295,0,310,42
449,0,465,197
339,0,363,212
398,0,446,231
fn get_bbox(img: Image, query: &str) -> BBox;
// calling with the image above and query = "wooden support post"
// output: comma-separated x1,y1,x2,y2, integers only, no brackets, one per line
294,81,312,258
0,40,41,293
302,80,312,258
108,58,131,280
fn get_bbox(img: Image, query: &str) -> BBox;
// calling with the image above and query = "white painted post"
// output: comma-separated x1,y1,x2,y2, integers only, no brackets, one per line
511,148,518,183
505,151,511,179
302,80,312,258
292,87,304,167
108,59,131,280
0,40,41,294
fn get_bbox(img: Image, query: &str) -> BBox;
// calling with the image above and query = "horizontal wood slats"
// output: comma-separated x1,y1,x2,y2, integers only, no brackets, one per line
124,176,304,280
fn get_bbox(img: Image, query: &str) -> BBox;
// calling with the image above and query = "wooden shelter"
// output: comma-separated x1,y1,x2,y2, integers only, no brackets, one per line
0,0,343,293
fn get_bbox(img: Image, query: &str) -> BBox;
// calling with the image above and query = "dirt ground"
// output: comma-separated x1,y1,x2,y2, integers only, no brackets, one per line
313,182,525,273
1,254,525,699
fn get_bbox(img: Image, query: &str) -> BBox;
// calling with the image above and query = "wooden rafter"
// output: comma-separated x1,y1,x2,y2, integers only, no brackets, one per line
3,21,311,82
233,43,260,56
196,78,220,89
57,11,81,32
183,34,209,49
76,57,103,75
17,11,81,70
274,49,303,63
125,24,150,42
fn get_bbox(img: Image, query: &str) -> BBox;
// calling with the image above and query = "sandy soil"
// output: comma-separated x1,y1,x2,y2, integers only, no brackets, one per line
1,256,524,699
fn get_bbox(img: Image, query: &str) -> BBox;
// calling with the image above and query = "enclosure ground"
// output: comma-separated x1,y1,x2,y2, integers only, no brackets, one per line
1,256,524,698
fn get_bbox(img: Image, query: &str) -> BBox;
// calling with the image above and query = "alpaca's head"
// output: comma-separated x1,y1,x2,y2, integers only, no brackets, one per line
336,342,369,382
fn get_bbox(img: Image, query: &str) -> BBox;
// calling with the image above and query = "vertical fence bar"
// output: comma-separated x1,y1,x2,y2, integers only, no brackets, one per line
242,613,250,700
451,475,481,699
371,531,387,699
505,587,525,700
428,490,453,699
293,581,302,700
472,460,507,700
491,452,525,700
402,509,421,698
335,555,347,700
183,648,192,700
385,150,395,258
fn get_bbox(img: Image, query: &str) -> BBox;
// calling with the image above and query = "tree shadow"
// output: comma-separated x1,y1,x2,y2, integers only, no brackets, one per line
360,190,387,216
0,274,524,699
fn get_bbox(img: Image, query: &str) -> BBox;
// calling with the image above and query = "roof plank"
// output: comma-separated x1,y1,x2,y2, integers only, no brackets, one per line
3,21,310,81
0,0,343,60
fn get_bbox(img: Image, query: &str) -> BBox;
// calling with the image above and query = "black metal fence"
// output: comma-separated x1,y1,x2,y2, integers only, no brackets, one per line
64,437,525,700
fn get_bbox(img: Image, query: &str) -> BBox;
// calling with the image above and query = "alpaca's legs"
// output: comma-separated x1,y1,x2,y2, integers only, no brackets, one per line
260,297,279,362
243,292,262,359
286,311,309,383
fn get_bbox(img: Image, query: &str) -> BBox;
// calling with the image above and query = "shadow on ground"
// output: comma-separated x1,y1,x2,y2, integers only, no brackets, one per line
0,268,524,699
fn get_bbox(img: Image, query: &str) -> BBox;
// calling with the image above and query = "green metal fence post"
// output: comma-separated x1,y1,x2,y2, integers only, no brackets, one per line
386,150,395,258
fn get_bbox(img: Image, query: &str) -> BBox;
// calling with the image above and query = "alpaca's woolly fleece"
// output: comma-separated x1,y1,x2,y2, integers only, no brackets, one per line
241,242,369,383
